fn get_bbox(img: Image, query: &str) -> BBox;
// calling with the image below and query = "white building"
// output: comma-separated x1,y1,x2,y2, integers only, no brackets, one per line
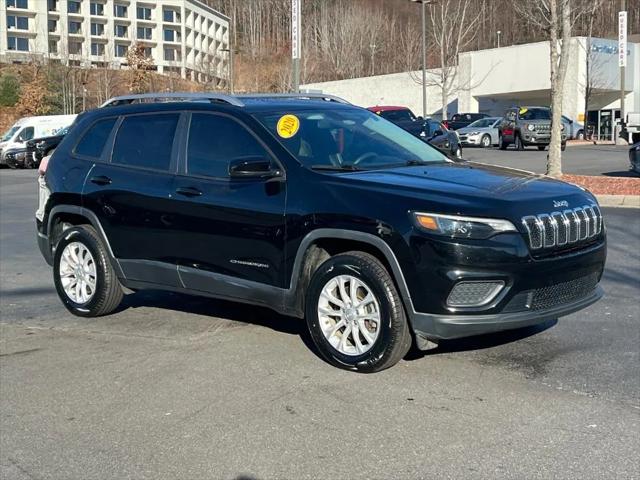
303,37,640,141
0,0,230,85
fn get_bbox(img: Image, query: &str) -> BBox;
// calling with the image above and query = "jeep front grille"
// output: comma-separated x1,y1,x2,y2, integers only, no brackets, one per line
521,205,602,250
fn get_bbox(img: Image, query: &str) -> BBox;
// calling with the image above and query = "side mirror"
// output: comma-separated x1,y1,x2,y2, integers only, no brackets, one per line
229,156,281,179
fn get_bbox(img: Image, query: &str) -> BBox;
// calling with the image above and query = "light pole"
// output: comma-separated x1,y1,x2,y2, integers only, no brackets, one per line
410,0,436,119
221,48,234,94
497,30,501,48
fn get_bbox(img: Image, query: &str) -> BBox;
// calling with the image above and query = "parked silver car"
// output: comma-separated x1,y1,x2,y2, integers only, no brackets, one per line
456,117,502,148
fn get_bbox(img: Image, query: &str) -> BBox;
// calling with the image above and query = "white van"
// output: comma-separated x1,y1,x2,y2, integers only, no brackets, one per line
0,114,77,164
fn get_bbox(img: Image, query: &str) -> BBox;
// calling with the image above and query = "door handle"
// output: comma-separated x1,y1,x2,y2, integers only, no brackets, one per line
175,186,203,197
90,175,112,186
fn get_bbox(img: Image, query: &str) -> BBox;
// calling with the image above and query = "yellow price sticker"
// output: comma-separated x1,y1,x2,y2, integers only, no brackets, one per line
277,114,300,139
519,107,528,115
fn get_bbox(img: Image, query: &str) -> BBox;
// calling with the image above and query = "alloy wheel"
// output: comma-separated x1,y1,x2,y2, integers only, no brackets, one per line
317,275,381,356
59,242,97,304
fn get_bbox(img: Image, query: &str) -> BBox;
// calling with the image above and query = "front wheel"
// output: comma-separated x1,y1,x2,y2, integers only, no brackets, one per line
53,225,123,317
515,134,525,151
305,252,412,373
481,134,491,148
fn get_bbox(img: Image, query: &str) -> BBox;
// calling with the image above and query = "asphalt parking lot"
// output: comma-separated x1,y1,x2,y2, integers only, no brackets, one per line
463,143,636,177
1,168,639,479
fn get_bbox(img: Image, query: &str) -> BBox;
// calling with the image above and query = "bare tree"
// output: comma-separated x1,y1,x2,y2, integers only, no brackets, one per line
126,43,155,94
427,0,480,120
515,0,603,177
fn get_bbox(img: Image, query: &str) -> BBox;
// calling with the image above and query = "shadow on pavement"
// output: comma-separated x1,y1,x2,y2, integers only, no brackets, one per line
602,170,639,178
116,289,305,336
405,319,557,361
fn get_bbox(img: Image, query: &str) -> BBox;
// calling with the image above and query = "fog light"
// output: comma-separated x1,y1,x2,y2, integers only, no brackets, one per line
447,281,505,308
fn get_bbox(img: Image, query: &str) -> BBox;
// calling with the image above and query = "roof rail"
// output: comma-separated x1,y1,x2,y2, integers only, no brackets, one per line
236,93,351,104
99,91,351,108
100,92,244,108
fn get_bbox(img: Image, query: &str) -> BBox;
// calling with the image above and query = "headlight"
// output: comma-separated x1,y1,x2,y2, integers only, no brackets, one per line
413,212,517,239
469,131,479,136
527,124,535,131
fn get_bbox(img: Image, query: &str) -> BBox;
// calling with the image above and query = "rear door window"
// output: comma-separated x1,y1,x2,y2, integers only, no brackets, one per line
186,113,269,178
75,118,117,158
111,113,180,171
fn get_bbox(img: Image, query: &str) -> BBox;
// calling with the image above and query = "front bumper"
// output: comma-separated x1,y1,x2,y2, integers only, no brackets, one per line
459,135,480,146
410,285,602,339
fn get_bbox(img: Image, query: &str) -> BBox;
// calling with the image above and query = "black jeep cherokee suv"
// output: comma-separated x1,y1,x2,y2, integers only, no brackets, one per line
36,93,606,373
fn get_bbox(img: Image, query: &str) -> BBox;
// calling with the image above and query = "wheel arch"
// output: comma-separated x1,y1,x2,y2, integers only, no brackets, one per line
285,229,414,320
46,205,125,278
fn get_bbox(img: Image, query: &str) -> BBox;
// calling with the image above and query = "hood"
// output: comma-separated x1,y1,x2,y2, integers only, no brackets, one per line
329,161,595,219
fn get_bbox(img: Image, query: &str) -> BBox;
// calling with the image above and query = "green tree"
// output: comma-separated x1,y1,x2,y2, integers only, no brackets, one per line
0,73,21,107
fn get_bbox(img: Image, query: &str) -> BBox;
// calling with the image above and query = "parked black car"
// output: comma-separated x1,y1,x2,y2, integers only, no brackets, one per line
367,106,462,158
630,142,640,175
443,113,489,131
3,147,30,169
37,93,606,373
25,126,71,169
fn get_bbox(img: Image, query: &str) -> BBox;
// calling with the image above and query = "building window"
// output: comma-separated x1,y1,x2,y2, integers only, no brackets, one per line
163,29,175,42
68,41,82,55
137,26,152,40
114,3,127,18
114,24,128,38
49,39,58,53
115,44,128,57
68,20,82,34
7,15,28,30
48,19,57,32
7,0,28,8
47,0,58,11
7,36,29,51
67,0,81,14
163,9,175,22
142,47,152,57
90,2,104,16
91,42,104,56
164,48,176,61
91,22,104,36
137,6,151,20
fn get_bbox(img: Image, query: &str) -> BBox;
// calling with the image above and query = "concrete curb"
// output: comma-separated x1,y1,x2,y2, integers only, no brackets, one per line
596,195,640,208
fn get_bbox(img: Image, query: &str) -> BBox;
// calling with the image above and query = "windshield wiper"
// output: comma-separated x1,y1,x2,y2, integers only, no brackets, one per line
310,164,362,171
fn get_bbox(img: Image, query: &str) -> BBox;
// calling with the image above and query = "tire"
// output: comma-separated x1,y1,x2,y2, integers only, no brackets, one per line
537,145,546,151
305,251,412,373
53,225,123,317
561,142,567,151
576,130,584,140
499,135,508,150
515,134,525,151
481,134,491,148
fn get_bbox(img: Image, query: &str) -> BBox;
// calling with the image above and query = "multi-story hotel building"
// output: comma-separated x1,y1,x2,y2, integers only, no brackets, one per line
0,0,230,85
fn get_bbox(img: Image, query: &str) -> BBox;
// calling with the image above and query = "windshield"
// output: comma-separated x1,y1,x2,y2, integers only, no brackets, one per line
255,108,449,170
519,108,551,120
378,109,415,122
1,125,20,142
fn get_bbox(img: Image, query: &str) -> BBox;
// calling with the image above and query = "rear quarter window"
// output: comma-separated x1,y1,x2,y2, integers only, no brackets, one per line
75,118,117,158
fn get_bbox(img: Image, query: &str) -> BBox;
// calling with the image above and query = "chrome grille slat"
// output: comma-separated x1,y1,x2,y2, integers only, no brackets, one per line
521,204,602,250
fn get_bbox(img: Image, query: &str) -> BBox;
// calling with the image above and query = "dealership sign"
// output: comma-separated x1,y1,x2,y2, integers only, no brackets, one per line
292,0,301,59
618,11,627,67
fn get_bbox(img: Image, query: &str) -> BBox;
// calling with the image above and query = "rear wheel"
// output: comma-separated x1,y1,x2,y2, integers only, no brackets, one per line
305,252,412,373
53,225,123,317
481,134,491,148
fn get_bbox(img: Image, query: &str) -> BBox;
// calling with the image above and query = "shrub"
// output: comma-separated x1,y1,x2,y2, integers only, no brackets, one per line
0,73,21,107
